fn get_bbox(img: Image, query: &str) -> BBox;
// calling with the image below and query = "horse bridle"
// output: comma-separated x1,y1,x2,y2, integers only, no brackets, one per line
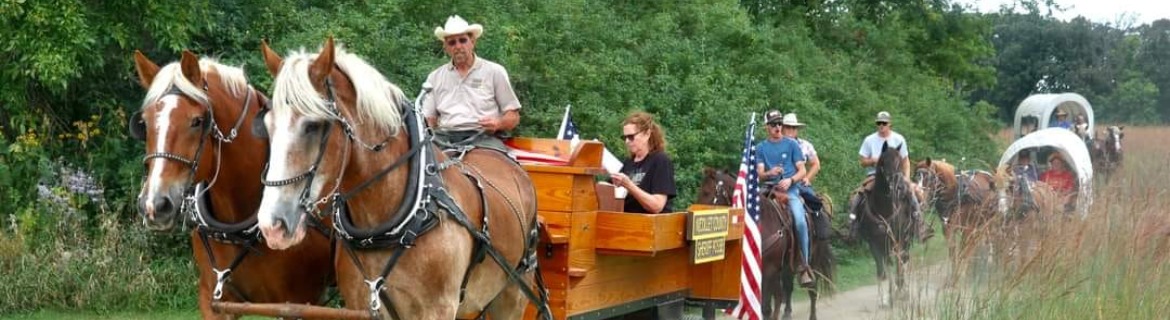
711,177,731,205
131,82,255,217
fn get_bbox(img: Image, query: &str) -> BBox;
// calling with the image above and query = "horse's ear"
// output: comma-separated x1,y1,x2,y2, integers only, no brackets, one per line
260,39,283,77
882,140,889,151
133,50,160,89
704,167,714,177
924,157,932,166
309,37,335,85
179,50,203,87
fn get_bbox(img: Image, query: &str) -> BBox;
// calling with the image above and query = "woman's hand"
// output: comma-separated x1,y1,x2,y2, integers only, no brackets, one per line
610,173,632,188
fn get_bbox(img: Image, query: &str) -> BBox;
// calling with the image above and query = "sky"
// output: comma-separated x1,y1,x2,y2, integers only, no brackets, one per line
959,0,1170,26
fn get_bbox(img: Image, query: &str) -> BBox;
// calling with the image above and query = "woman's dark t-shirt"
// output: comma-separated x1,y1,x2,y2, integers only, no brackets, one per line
620,151,677,213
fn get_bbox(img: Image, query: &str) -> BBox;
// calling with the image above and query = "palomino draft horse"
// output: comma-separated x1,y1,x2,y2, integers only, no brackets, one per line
855,142,916,306
915,158,997,252
758,187,835,320
254,38,548,319
131,50,334,318
1090,126,1124,179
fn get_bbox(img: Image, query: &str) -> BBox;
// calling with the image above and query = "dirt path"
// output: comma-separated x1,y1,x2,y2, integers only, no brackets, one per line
784,263,949,320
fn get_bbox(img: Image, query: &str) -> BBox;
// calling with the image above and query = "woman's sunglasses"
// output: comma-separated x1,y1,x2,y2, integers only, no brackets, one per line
622,131,643,142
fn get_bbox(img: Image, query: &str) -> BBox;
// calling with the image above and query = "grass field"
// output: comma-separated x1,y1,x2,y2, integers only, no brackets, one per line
924,126,1170,319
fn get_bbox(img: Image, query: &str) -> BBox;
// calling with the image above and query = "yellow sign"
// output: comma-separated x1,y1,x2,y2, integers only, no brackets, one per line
692,238,727,264
688,209,730,240
688,209,729,264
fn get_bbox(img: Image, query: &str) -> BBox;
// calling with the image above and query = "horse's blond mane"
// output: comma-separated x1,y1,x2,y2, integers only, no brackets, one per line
271,44,405,135
141,58,249,109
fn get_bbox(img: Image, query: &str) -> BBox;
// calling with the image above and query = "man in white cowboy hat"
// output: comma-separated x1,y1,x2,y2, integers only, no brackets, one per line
755,109,815,287
423,15,521,152
848,111,929,242
781,113,830,242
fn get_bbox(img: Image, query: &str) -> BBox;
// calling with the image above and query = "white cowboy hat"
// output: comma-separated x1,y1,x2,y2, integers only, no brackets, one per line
781,113,806,127
434,15,483,40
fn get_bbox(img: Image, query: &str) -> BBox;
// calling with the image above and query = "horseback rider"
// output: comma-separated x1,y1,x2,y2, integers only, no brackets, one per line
848,111,930,242
423,15,521,153
780,113,831,242
756,110,814,288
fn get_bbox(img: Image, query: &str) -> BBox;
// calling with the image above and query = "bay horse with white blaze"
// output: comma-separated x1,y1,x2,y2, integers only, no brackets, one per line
131,50,334,318
254,38,548,319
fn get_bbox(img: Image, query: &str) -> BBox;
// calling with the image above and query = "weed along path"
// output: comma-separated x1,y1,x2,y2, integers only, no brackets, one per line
788,263,950,319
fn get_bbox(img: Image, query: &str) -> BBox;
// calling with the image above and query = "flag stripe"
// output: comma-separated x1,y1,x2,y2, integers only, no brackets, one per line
727,115,761,320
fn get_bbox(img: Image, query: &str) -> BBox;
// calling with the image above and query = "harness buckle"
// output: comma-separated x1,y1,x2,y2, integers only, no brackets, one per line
365,277,385,311
212,268,232,300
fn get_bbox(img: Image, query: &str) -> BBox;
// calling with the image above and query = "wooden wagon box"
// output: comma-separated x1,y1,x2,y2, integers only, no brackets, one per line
511,138,745,320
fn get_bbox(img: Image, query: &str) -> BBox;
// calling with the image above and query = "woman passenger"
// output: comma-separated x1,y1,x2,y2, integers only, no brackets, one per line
609,111,676,214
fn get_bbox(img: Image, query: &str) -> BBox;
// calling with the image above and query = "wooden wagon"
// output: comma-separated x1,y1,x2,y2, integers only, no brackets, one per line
210,137,745,319
511,138,745,320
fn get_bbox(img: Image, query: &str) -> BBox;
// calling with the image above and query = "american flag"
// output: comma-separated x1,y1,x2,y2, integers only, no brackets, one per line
728,113,762,320
557,105,623,173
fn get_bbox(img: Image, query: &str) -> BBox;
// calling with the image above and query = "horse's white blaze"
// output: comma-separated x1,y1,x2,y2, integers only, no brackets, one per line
142,95,180,215
257,110,299,228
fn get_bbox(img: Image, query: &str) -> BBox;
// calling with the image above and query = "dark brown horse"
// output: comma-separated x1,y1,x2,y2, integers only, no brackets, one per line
697,168,736,206
757,187,835,320
853,141,916,307
131,50,334,318
915,158,997,252
254,38,546,319
1090,126,1124,179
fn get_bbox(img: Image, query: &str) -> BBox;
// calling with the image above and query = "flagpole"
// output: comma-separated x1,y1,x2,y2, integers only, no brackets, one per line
557,104,572,138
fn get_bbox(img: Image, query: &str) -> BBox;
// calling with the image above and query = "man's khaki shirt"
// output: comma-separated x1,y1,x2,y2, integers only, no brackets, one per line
423,57,520,130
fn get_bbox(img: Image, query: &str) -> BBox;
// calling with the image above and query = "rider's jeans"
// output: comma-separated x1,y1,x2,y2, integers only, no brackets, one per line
788,186,810,265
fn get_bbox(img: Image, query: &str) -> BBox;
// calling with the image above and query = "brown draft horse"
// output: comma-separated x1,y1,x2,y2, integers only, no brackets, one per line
757,187,835,320
131,50,334,318
853,142,916,307
914,158,997,253
254,38,545,319
1090,126,1125,179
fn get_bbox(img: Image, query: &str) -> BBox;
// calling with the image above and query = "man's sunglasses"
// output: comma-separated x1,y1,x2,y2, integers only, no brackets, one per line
446,37,470,46
767,123,783,128
876,122,889,127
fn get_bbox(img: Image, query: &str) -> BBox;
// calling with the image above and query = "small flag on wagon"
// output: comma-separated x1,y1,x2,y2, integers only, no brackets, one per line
557,105,623,174
728,113,763,320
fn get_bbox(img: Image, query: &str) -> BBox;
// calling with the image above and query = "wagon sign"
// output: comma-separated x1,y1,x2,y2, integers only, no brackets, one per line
688,208,730,264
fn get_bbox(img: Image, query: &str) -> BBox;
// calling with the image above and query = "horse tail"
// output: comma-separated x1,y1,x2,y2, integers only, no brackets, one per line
811,235,836,294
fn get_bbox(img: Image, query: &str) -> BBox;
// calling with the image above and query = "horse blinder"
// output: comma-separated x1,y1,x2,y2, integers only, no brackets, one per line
129,110,147,140
252,107,269,139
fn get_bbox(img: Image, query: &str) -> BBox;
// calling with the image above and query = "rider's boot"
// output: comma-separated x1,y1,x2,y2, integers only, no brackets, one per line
798,256,815,288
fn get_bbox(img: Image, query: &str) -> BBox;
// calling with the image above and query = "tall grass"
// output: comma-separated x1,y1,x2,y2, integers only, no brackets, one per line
0,164,197,315
924,126,1170,319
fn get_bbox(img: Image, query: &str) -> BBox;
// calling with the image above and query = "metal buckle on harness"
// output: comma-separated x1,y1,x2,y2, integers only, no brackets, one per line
212,268,232,300
365,277,385,311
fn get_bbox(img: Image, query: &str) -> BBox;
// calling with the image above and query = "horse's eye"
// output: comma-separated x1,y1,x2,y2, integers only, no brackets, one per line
191,117,204,128
304,121,322,133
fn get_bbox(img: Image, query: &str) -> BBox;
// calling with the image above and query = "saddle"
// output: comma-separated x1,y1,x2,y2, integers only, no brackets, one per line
761,185,818,249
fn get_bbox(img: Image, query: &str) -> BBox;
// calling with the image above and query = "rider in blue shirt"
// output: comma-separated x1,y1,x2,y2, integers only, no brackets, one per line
755,110,814,288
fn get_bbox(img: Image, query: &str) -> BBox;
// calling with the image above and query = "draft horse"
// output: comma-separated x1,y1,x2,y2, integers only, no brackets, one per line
1090,126,1124,179
914,158,997,253
854,142,916,307
131,50,334,318
253,38,548,319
